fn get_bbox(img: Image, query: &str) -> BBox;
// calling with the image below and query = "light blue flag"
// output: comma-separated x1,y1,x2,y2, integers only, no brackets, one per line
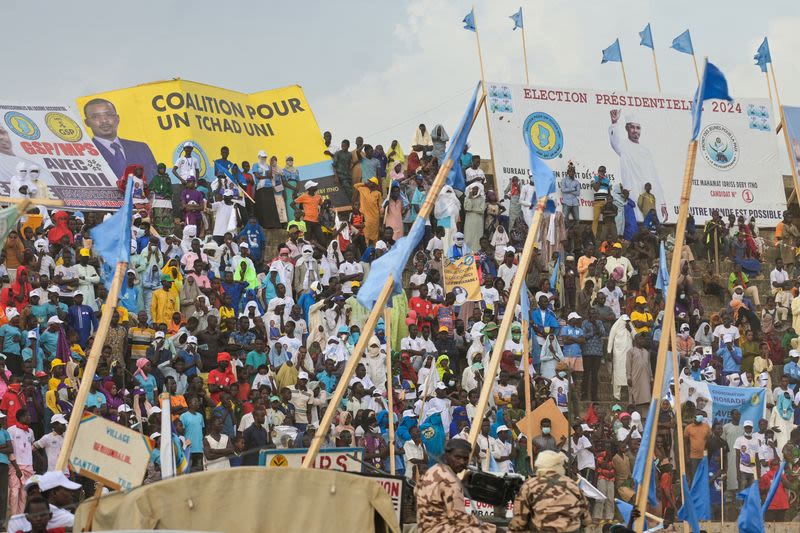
754,37,771,73
678,457,712,521
549,252,560,291
671,30,694,55
357,218,426,309
519,281,531,321
615,498,647,529
691,60,732,141
639,23,654,49
510,8,523,30
655,241,669,291
526,137,556,200
463,9,476,32
737,480,765,533
601,38,622,63
632,399,658,486
762,461,786,513
445,82,481,191
678,474,701,533
90,178,134,289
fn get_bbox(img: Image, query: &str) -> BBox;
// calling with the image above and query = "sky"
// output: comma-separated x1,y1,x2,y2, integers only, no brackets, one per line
3,0,799,167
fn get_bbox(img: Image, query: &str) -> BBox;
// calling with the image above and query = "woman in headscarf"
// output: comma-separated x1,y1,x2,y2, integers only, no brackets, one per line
435,355,454,385
693,321,713,347
539,334,564,380
48,211,73,246
387,140,405,171
430,124,449,164
149,163,174,235
364,336,387,393
134,358,158,404
504,175,523,230
281,156,300,221
334,411,356,439
101,380,125,418
434,185,461,252
448,406,469,438
416,355,440,399
179,272,201,318
252,150,282,229
383,181,408,238
1,265,31,313
607,314,634,400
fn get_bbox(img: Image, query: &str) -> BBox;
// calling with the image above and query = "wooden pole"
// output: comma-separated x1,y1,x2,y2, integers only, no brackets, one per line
304,94,487,467
713,227,720,276
472,8,498,186
56,262,127,471
719,447,725,524
669,326,688,519
81,483,105,532
691,54,701,84
466,196,548,453
521,21,531,85
770,62,800,204
620,61,630,92
0,196,64,207
521,318,534,472
634,140,699,532
384,307,396,475
651,48,663,93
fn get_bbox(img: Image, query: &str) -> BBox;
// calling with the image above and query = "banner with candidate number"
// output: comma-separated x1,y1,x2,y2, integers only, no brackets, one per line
443,255,482,304
680,378,765,425
77,80,349,207
0,102,122,209
487,82,785,225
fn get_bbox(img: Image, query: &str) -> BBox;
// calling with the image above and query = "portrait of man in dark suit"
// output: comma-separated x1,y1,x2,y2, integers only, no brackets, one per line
83,98,158,179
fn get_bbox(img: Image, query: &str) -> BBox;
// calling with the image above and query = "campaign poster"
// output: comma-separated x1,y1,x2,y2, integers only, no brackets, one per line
706,383,766,425
488,83,785,225
443,255,481,304
783,106,800,179
0,102,122,209
77,80,348,207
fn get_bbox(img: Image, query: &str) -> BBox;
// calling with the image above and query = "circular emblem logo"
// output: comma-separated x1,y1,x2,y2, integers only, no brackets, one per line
172,141,209,179
522,112,563,160
742,189,754,204
421,426,435,439
700,124,739,170
4,111,40,140
270,454,289,467
750,393,761,406
45,112,83,142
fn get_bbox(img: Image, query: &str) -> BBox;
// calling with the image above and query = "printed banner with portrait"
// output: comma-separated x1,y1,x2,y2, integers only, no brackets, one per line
443,255,481,304
487,82,785,225
0,102,122,209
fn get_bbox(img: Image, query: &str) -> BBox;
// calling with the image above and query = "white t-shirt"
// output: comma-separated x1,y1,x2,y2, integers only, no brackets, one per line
175,156,200,181
770,268,789,289
410,273,427,298
465,167,485,184
569,435,596,471
712,324,740,343
481,287,500,309
7,505,74,533
34,431,64,472
497,263,518,290
599,287,623,317
339,261,363,295
733,435,760,474
8,425,34,466
211,201,236,237
490,437,513,473
426,236,443,253
403,440,426,479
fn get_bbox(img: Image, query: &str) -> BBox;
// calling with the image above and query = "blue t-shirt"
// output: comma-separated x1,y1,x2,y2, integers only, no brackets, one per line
86,390,107,410
136,374,158,404
561,325,584,357
0,324,22,355
180,411,205,454
246,350,267,370
0,428,10,464
38,330,60,362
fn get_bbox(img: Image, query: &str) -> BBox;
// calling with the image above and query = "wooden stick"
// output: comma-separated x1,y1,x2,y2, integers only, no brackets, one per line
651,48,663,93
620,61,630,92
634,139,699,532
691,54,701,84
0,196,65,207
56,262,127,471
466,196,547,454
521,19,531,85
521,318,534,472
770,62,800,205
384,307,396,475
472,9,498,186
714,228,720,277
669,326,689,527
81,483,104,532
719,447,725,524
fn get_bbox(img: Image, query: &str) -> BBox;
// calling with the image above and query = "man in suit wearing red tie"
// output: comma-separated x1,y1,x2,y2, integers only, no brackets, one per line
84,98,158,180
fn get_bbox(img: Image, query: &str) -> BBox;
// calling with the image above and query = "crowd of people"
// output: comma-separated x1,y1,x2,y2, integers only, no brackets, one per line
0,122,798,532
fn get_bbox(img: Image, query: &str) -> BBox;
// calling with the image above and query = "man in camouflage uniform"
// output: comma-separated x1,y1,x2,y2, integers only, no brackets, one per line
416,438,498,532
507,450,591,532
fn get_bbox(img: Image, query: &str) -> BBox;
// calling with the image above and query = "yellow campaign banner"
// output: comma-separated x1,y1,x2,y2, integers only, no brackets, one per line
443,255,481,304
76,79,347,205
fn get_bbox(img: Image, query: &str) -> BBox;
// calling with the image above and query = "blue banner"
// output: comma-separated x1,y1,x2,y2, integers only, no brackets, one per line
707,384,765,425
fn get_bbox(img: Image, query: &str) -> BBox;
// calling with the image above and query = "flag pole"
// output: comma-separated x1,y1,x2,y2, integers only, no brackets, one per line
769,61,800,203
620,60,630,92
384,307,396,475
304,93,488,467
691,54,701,84
55,262,127,471
472,8,498,184
634,138,699,532
521,317,534,471
521,20,531,85
651,48,663,93
466,196,547,455
669,326,689,526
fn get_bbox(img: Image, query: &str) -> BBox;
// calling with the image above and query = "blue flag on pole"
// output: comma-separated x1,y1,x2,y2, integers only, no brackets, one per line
632,399,657,486
90,178,134,289
601,39,622,63
549,253,560,292
671,30,694,55
639,23,654,49
510,8,523,30
691,60,732,141
754,37,771,73
615,499,647,529
519,281,531,321
526,137,556,201
677,457,712,523
463,9,476,32
678,474,701,533
762,461,786,513
655,241,669,291
445,82,481,191
737,480,765,533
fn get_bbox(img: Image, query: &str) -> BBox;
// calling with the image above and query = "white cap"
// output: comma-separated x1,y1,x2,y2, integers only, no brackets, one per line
223,189,234,197
790,349,800,358
126,268,136,275
743,420,754,427
495,424,510,433
27,331,37,339
149,432,161,440
0,412,6,418
723,334,734,343
436,382,447,390
38,471,81,492
5,308,19,320
48,316,63,325
147,406,162,416
567,312,581,321
689,354,701,363
375,240,388,251
302,244,313,253
51,414,68,425
187,336,198,344
298,371,309,380
504,246,516,253
47,287,60,294
28,290,40,298
154,331,165,339
183,141,194,148
239,242,249,249
117,404,133,413
257,150,267,158
402,409,416,418
580,423,594,432
305,180,319,190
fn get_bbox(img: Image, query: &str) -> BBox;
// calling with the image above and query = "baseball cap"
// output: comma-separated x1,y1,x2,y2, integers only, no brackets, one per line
154,331,165,339
438,326,449,333
375,240,388,251
117,405,133,413
187,336,198,344
298,371,309,381
149,432,161,440
567,312,581,321
38,471,81,492
257,150,267,158
580,423,594,432
619,412,631,419
743,420,754,427
635,296,647,304
368,177,379,186
79,248,90,257
305,180,319,190
612,242,623,249
436,382,447,390
223,189,234,197
496,425,510,433
402,409,416,418
27,331,37,339
611,404,622,412
51,414,68,425
239,242,249,249
28,290,40,298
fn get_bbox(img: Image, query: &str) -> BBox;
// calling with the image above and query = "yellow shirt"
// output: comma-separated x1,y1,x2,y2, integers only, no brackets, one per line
630,310,653,334
150,288,178,327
